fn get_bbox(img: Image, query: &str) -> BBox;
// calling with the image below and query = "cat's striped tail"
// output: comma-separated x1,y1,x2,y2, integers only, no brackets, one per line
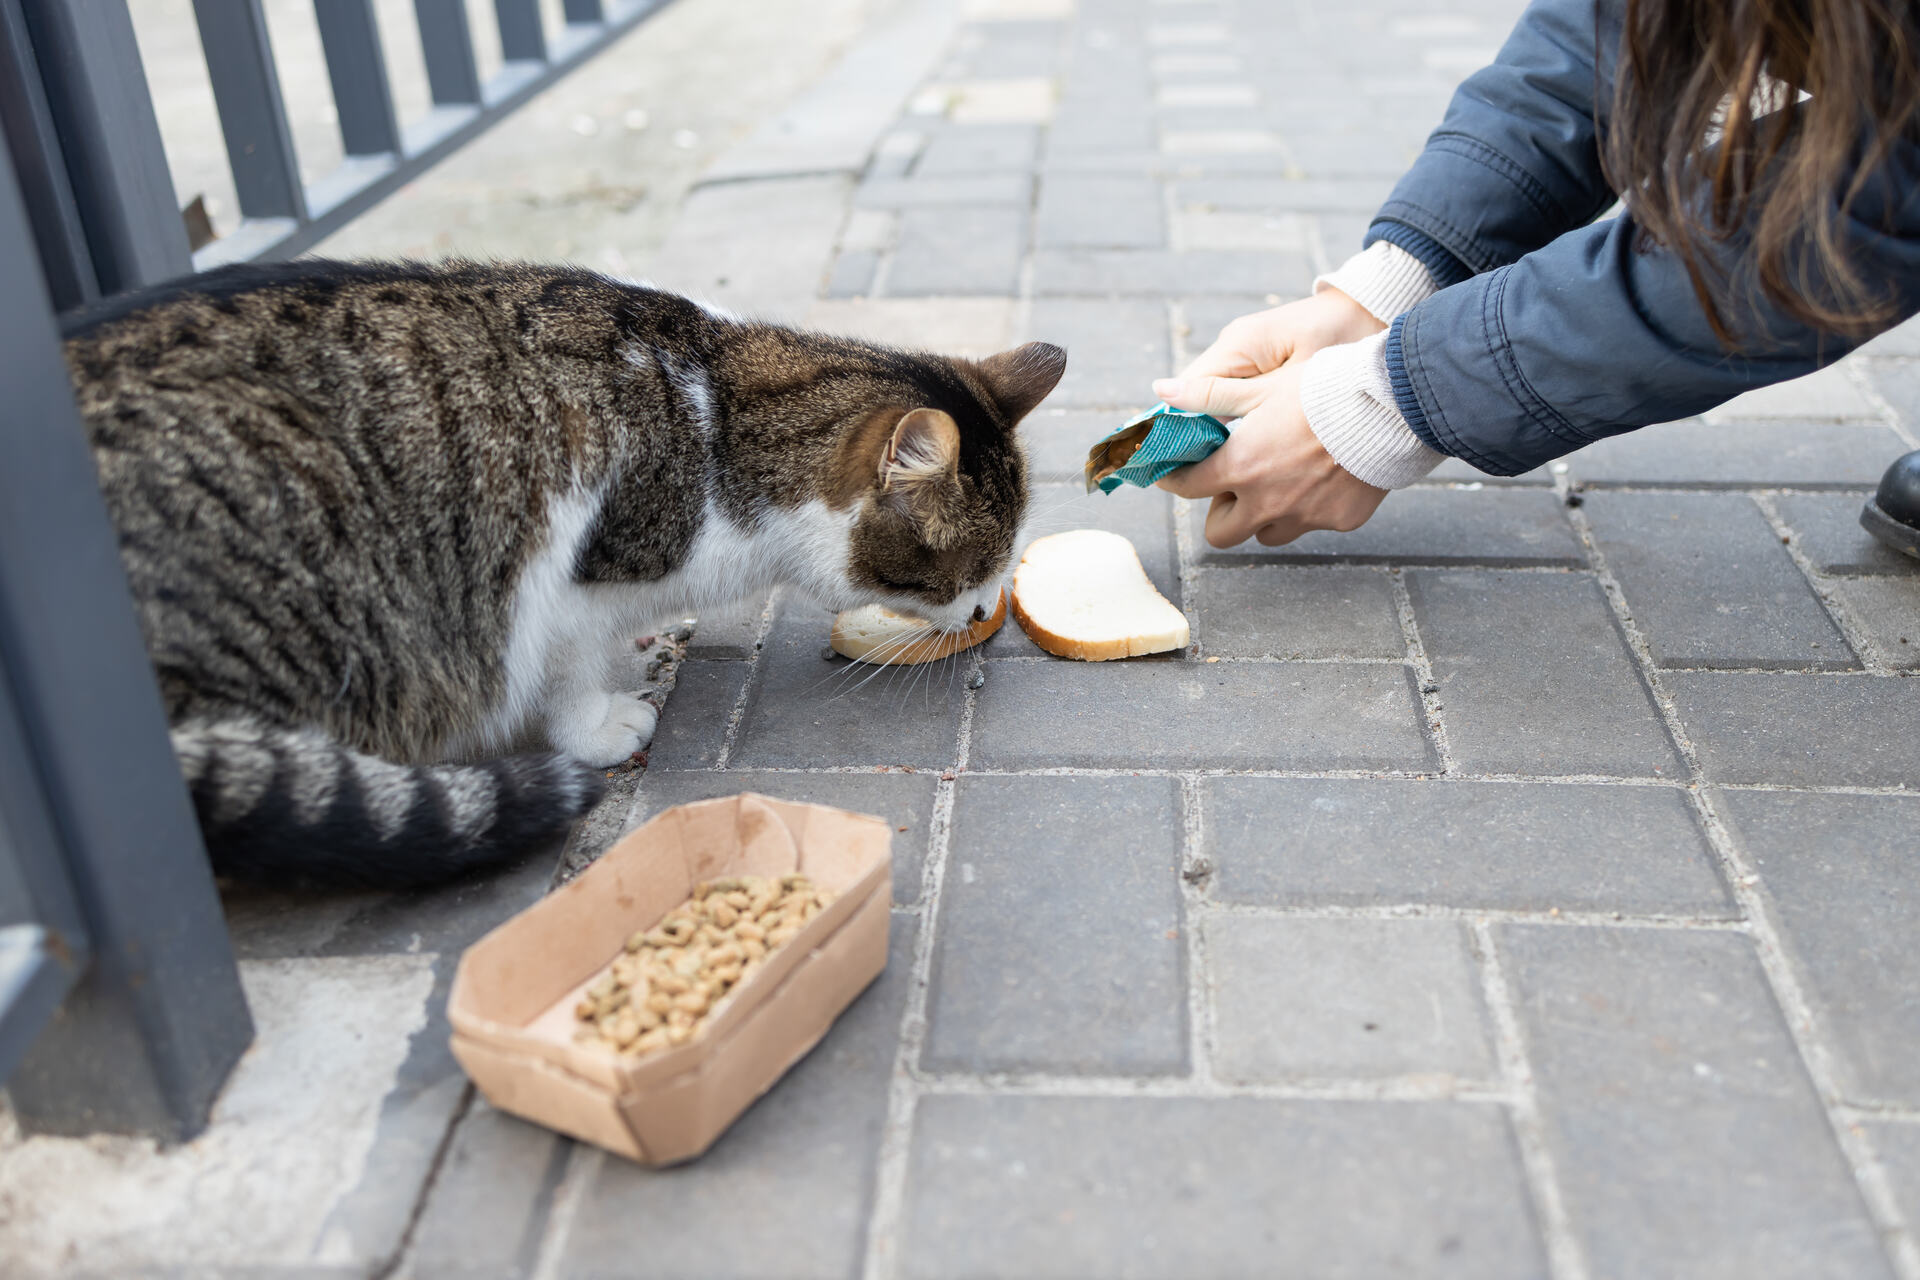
171,718,605,888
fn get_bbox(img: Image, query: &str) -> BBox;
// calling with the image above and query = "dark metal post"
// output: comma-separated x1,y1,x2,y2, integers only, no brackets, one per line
191,0,308,221
0,665,91,1086
0,129,253,1141
415,0,483,105
314,0,403,156
0,0,98,311
10,0,190,294
495,0,547,63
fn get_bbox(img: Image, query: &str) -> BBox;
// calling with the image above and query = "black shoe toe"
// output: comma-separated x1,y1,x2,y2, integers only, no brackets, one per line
1861,449,1920,561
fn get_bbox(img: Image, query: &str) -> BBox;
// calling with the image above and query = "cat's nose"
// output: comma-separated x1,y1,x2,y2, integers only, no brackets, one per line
971,604,987,622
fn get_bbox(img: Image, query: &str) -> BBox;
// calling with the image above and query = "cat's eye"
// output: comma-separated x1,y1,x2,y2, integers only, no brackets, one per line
876,575,930,594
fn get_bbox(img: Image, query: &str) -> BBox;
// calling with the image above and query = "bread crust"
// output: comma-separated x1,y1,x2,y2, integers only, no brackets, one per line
1009,530,1189,661
829,589,1005,665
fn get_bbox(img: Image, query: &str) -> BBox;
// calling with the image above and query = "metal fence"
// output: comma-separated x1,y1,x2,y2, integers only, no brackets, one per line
0,0,671,1137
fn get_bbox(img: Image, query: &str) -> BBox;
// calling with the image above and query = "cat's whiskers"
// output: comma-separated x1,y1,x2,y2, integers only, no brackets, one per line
818,621,945,702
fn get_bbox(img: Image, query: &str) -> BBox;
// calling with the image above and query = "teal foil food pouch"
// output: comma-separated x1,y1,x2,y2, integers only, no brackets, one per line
1084,402,1230,494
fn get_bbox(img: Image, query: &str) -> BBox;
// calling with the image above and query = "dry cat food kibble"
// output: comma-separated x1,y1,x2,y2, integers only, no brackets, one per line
572,873,836,1057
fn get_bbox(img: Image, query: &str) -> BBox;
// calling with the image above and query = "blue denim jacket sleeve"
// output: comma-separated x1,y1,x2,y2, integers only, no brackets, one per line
1362,0,1920,475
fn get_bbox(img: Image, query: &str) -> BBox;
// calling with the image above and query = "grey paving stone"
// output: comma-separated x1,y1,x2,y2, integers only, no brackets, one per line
1721,790,1920,1104
1775,492,1919,576
852,173,1033,207
1867,1123,1920,1239
1192,489,1587,567
1860,315,1920,355
913,123,1040,174
222,883,390,959
989,482,1177,657
886,206,1027,296
647,659,748,771
1206,916,1495,1081
317,952,494,1268
632,770,939,906
1863,358,1920,436
1583,492,1854,671
729,598,965,769
1047,104,1156,152
685,594,766,660
1279,127,1421,177
1711,362,1881,422
970,661,1434,771
1190,565,1405,659
824,248,878,298
1407,570,1682,777
1315,208,1375,260
1019,408,1117,480
560,918,916,1280
1499,925,1894,1280
1176,295,1286,359
903,1095,1547,1279
316,840,556,958
1174,175,1399,212
1665,671,1920,786
1830,577,1920,669
942,21,1064,79
1035,174,1166,248
406,1101,568,1279
1428,455,1552,485
923,775,1186,1075
1564,419,1910,488
1204,777,1733,916
1026,297,1168,407
1033,247,1315,297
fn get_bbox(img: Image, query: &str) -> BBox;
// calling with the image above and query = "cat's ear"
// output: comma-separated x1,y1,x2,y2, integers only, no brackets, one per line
879,407,960,490
972,341,1067,425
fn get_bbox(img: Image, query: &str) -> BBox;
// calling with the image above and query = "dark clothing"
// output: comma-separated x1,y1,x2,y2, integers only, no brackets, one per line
1368,0,1920,476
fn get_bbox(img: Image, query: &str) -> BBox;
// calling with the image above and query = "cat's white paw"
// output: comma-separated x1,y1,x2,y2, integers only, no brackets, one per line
553,691,658,767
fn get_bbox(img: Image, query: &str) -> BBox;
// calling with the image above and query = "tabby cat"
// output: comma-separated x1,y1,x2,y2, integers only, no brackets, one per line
66,260,1063,888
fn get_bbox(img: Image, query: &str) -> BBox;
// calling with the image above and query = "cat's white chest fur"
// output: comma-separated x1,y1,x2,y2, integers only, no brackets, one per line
460,482,850,767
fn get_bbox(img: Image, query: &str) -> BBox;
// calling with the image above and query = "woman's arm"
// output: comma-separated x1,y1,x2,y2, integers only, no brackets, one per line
1391,133,1920,476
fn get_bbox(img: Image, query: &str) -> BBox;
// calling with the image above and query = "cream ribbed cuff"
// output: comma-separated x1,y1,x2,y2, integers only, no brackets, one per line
1299,332,1445,490
1314,241,1439,325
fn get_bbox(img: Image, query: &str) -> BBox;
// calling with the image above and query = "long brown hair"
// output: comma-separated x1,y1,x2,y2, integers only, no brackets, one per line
1603,0,1920,344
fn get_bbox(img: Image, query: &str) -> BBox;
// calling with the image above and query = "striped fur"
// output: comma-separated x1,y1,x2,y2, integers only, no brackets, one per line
68,259,1063,888
172,718,603,887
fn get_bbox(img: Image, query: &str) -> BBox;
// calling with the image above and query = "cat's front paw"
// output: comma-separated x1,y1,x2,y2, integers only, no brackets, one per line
553,691,659,767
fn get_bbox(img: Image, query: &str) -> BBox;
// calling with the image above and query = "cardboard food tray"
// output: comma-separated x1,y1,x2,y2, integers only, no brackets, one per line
448,792,892,1165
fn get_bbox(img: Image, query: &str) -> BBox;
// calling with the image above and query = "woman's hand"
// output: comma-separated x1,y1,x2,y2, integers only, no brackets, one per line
1153,362,1387,547
1152,289,1389,547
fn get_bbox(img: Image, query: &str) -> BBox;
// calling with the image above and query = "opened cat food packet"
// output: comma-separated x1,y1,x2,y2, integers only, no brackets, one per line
1084,402,1230,494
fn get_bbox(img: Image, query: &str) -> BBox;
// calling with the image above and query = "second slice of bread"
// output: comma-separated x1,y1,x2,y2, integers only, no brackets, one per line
1010,529,1189,660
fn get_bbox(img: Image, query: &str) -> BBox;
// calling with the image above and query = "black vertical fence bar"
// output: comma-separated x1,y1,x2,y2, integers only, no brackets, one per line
314,0,402,157
562,0,602,25
11,0,189,294
0,0,98,311
415,0,483,105
191,0,308,220
494,0,545,62
0,663,90,1085
0,131,253,1140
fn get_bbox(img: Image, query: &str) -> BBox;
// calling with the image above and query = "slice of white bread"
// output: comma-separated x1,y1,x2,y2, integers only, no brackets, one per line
829,589,1006,665
1011,529,1189,660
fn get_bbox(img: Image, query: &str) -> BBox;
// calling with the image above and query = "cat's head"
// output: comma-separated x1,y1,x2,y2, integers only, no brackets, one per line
815,340,1065,632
